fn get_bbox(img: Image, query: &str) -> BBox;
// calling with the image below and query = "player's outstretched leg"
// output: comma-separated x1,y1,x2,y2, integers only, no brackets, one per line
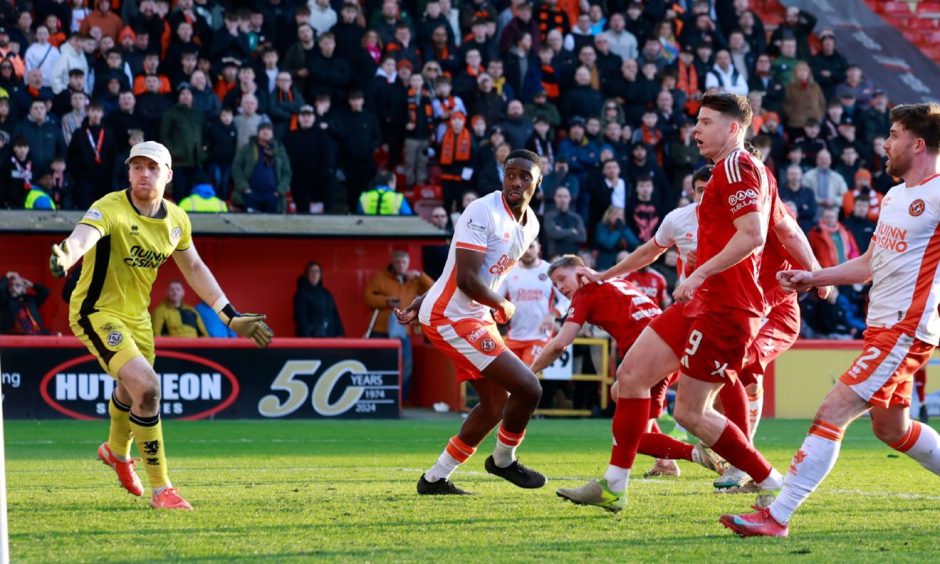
479,351,546,489
637,432,726,475
873,405,940,476
119,358,192,510
714,379,766,491
97,390,143,496
418,379,509,495
711,378,754,490
720,382,867,537
558,327,679,512
674,375,784,508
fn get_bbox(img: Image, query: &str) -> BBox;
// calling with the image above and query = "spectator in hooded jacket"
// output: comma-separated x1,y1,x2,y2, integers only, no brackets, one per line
283,104,335,214
294,261,345,337
65,102,116,208
231,121,291,213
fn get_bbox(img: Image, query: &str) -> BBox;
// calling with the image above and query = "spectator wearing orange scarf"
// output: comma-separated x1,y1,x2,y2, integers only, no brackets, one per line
438,111,476,215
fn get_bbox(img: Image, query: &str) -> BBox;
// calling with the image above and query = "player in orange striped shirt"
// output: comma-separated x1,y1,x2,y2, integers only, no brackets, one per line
395,149,547,495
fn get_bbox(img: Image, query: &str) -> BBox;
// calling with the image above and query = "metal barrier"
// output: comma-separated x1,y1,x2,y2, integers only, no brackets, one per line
459,337,612,417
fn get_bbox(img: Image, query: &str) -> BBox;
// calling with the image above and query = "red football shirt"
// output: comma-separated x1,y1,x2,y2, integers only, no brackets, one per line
625,270,669,307
565,278,661,354
759,176,797,310
690,150,775,315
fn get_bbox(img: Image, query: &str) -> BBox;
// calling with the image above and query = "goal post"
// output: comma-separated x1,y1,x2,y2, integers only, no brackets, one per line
0,353,9,563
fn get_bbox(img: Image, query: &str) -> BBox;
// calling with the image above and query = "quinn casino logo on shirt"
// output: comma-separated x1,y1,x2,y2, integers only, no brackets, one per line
910,199,926,217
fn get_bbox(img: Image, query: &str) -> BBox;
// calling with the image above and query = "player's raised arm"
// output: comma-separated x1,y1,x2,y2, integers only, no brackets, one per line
772,212,832,298
594,238,668,282
529,321,581,374
674,211,765,303
779,243,875,293
172,245,273,347
455,248,515,322
49,223,102,278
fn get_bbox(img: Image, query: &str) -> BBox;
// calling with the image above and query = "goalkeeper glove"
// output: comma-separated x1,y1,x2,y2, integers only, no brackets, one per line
49,240,75,278
217,303,274,347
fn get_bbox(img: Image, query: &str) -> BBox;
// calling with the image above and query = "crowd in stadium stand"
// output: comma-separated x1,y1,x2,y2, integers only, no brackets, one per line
0,0,904,339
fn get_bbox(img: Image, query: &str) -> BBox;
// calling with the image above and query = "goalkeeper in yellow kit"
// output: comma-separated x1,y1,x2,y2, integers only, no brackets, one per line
50,141,273,510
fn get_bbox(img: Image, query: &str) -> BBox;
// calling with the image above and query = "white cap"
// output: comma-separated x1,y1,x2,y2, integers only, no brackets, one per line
125,141,172,169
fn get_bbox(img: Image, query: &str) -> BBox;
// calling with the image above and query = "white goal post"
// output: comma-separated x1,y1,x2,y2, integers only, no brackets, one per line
0,353,9,563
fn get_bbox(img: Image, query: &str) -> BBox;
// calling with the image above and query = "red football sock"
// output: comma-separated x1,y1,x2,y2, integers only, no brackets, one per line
710,420,772,483
610,398,651,469
638,432,694,461
718,378,750,439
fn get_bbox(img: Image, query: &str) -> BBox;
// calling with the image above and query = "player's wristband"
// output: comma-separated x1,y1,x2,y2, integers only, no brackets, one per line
212,296,240,326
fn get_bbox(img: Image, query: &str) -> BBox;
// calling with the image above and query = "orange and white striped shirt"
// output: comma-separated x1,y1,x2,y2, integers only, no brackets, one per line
653,201,698,280
498,259,568,341
419,191,540,325
868,173,940,345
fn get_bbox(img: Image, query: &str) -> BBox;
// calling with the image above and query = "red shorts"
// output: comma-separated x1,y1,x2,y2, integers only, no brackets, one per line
504,337,549,366
839,327,935,409
740,296,801,387
647,302,695,361
680,308,761,384
423,318,508,382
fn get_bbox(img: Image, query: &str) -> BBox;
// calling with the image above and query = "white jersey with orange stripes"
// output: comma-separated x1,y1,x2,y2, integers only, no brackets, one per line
419,191,540,325
653,202,698,279
498,259,568,341
867,174,940,345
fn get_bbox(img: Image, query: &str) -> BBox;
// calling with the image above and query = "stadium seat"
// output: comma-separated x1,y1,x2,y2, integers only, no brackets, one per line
916,2,940,13
414,184,443,200
880,1,915,14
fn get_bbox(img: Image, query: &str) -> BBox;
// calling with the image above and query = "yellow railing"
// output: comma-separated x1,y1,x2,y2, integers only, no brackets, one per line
459,336,613,417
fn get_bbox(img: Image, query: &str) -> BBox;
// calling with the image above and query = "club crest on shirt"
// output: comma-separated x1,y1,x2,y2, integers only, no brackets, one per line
538,272,548,281
910,199,926,217
170,226,182,244
107,331,123,347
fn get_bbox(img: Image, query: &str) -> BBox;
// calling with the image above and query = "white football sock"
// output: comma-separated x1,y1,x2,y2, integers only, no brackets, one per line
425,451,462,483
604,465,630,492
491,438,517,468
894,422,940,475
758,468,784,490
770,432,842,525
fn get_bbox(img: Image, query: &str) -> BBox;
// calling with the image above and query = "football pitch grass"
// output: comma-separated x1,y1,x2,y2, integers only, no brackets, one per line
5,417,940,562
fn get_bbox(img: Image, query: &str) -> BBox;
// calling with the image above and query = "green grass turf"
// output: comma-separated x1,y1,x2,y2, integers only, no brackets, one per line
5,417,940,563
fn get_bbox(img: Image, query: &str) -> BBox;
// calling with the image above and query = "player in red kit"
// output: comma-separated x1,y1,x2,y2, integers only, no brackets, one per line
714,145,827,491
530,256,725,495
625,268,670,308
554,93,790,512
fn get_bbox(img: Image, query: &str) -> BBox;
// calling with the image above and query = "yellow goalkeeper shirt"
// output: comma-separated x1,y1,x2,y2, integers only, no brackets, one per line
69,189,193,324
